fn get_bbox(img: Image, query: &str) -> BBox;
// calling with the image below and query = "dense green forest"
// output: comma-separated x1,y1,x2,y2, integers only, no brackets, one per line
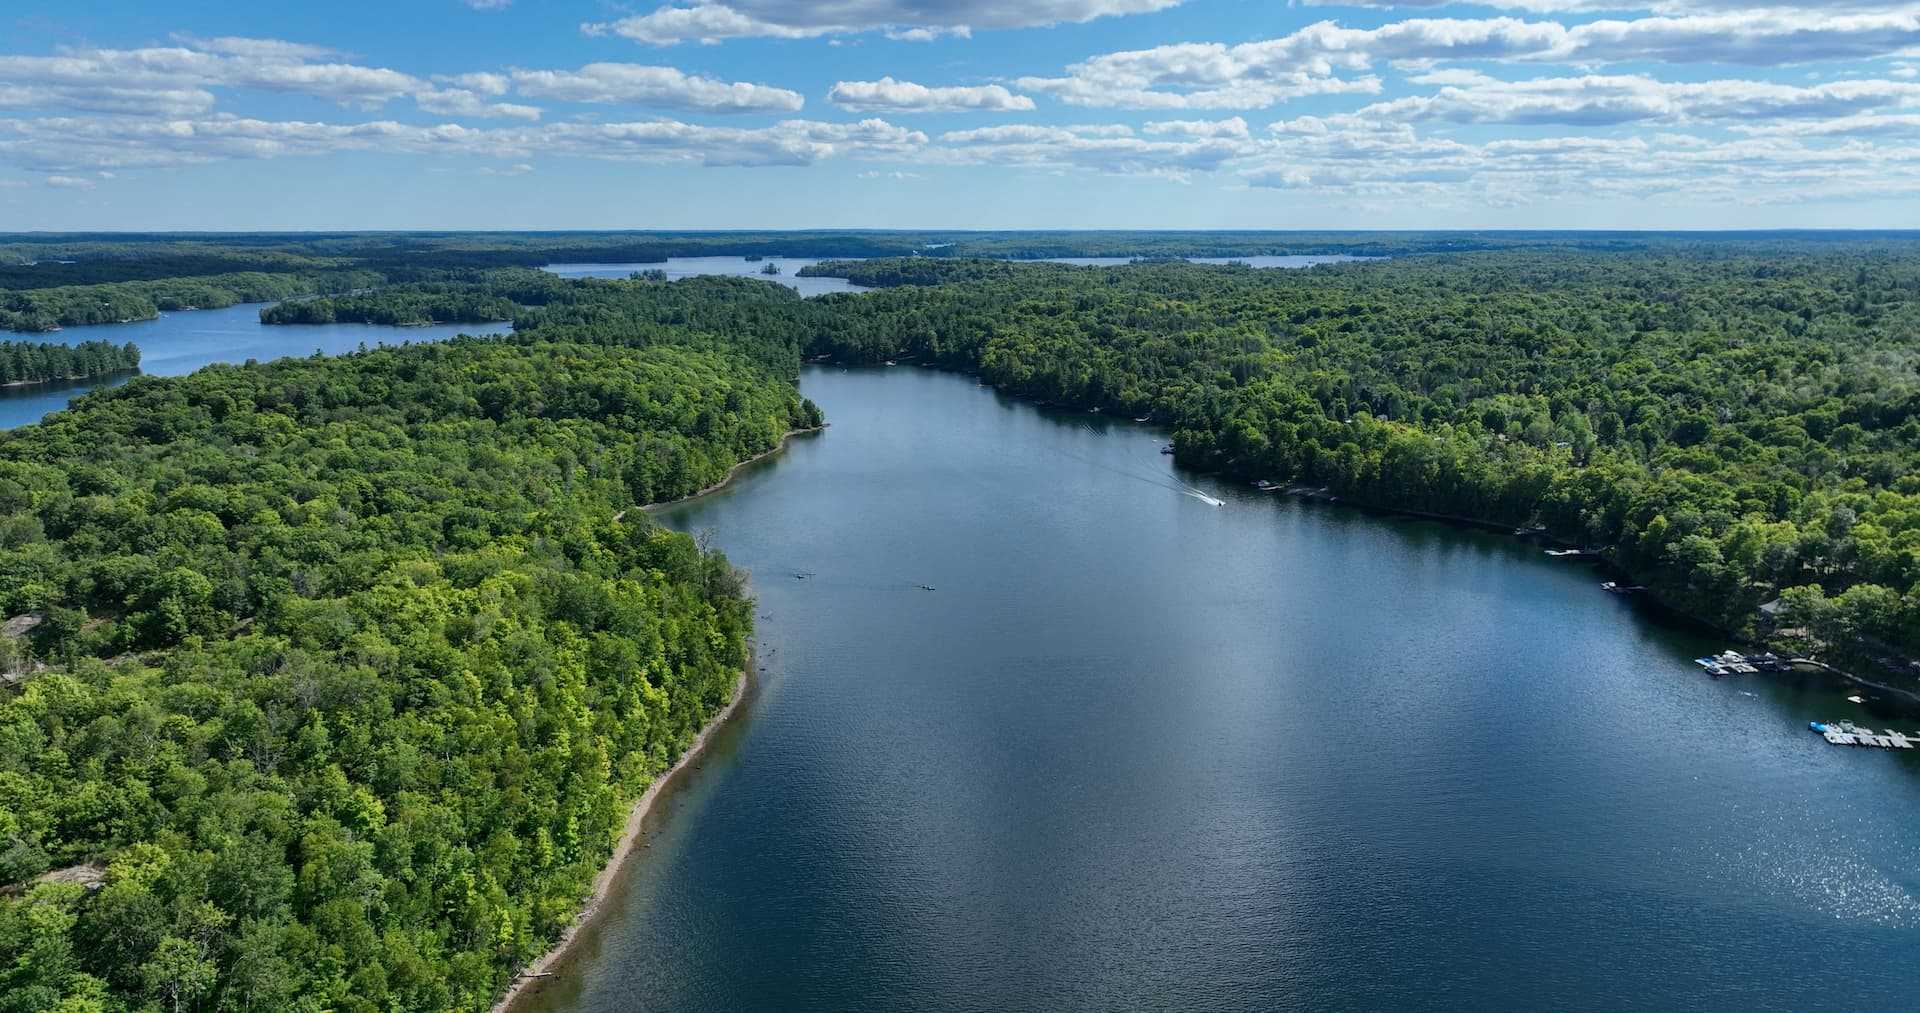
0,340,138,386
0,271,382,333
0,324,821,1010
20,230,1920,336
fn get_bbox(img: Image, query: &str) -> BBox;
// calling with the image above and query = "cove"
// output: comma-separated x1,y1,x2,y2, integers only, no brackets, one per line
0,303,512,430
514,366,1920,1013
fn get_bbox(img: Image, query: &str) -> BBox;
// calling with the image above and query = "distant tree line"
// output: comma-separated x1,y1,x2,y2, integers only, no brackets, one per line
0,270,382,332
0,339,138,385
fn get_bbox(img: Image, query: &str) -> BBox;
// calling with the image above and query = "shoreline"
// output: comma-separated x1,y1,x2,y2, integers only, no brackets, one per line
492,665,753,1012
824,358,1920,699
644,425,824,512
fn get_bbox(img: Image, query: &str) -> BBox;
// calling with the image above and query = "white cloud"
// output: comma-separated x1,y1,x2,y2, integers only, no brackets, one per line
584,0,1184,45
1143,117,1251,138
436,72,511,95
828,77,1035,112
414,87,543,120
1355,74,1920,125
168,35,342,61
45,174,95,189
1245,111,1920,209
0,40,422,116
511,63,804,112
1014,12,1920,109
466,0,513,8
0,113,925,173
933,122,1257,179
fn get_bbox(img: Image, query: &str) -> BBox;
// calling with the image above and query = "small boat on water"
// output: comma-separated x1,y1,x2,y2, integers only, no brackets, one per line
1253,479,1282,491
1600,581,1645,594
917,584,936,591
1134,416,1151,423
1160,444,1175,455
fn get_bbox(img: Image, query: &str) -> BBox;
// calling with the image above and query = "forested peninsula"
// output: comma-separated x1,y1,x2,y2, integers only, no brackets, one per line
0,233,1916,1011
0,339,138,386
0,277,821,1010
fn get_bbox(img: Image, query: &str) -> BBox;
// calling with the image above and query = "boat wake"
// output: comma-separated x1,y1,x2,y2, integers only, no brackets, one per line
1055,446,1222,507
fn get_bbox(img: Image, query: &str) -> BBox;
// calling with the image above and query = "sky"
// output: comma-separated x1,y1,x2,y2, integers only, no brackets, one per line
2,1,1918,230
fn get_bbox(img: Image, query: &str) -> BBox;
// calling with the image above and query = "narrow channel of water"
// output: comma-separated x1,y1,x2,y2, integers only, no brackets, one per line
514,366,1920,1013
0,303,512,429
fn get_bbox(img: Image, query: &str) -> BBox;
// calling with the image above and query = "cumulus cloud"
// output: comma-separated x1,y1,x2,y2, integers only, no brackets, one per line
1246,110,1920,208
0,37,520,122
1143,117,1252,138
414,87,543,120
1014,11,1920,109
44,174,95,189
828,77,1035,112
583,0,1184,45
511,63,804,112
932,122,1257,179
0,43,423,115
0,113,925,173
1355,73,1920,125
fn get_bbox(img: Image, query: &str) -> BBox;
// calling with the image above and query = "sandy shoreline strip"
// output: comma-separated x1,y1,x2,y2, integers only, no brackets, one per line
644,425,824,512
492,667,751,1012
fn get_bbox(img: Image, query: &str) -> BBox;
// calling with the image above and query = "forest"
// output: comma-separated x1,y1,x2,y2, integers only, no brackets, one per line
0,270,382,333
0,340,138,386
0,323,820,1010
0,236,1917,1010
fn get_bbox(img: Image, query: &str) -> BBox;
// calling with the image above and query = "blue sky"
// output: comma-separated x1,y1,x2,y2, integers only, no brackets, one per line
3,0,1918,230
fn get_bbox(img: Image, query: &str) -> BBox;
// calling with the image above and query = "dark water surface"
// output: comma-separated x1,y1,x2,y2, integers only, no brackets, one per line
522,366,1920,1013
0,302,511,429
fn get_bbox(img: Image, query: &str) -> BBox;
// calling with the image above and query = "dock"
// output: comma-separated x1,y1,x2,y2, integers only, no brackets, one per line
1810,721,1920,750
1694,650,1795,677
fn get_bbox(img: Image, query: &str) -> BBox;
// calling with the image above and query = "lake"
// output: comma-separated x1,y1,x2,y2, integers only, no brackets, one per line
542,257,871,297
0,303,512,429
516,366,1920,1013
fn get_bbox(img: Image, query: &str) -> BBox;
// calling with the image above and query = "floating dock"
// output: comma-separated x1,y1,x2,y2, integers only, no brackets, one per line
1810,721,1920,750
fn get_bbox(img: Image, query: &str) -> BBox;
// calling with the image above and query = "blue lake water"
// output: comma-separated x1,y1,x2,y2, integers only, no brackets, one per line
0,303,512,429
514,366,1920,1013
